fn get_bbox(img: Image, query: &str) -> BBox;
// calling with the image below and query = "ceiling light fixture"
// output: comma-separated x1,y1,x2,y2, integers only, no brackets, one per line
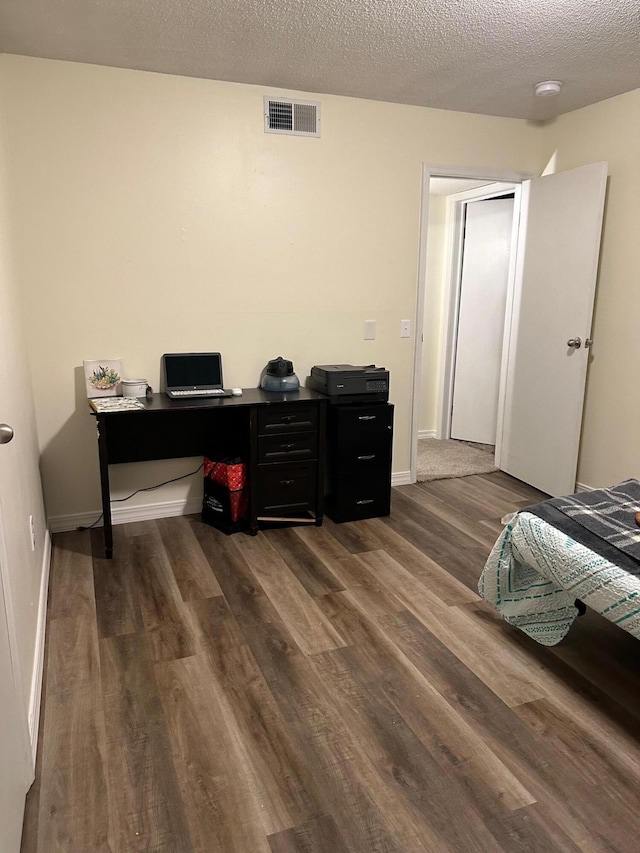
534,80,563,97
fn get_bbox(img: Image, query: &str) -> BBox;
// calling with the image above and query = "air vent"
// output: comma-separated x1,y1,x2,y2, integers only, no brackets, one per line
264,97,321,137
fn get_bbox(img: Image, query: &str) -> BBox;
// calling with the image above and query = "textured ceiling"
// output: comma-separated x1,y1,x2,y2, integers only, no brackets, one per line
1,0,639,120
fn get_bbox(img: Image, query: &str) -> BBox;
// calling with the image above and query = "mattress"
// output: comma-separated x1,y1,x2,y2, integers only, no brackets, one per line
478,511,640,646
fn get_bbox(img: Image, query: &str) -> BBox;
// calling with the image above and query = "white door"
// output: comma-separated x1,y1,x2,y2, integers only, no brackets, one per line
0,152,38,849
451,197,514,445
0,532,33,853
499,162,608,496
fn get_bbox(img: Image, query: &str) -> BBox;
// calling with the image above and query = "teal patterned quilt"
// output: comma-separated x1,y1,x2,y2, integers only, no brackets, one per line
479,511,640,646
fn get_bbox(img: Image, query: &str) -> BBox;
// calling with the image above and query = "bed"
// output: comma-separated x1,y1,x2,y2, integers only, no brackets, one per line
478,480,640,646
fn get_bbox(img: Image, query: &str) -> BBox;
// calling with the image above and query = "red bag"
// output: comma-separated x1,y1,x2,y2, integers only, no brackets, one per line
204,457,246,491
203,457,248,532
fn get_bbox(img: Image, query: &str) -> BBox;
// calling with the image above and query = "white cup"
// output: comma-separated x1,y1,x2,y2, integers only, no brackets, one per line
122,379,148,397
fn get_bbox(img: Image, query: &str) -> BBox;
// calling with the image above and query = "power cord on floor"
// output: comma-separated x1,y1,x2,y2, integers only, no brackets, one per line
78,512,104,531
77,463,204,531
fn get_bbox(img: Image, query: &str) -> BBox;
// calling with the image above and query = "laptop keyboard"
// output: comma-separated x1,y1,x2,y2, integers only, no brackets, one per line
170,389,228,397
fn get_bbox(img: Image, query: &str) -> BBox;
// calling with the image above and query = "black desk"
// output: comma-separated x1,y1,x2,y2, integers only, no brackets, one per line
91,388,326,558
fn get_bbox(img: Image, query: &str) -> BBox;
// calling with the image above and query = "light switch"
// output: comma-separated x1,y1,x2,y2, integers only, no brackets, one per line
364,320,376,340
400,319,411,338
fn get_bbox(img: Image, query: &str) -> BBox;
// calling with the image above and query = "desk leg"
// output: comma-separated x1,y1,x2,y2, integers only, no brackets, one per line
96,414,114,559
248,406,258,536
316,399,326,527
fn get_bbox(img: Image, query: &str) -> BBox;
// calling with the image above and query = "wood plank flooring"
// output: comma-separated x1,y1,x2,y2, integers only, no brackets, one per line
21,472,640,852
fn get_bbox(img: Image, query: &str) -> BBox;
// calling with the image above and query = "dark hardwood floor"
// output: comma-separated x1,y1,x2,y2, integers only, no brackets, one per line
21,472,640,852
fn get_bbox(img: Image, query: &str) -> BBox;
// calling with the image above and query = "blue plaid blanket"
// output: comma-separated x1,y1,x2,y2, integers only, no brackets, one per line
527,479,640,570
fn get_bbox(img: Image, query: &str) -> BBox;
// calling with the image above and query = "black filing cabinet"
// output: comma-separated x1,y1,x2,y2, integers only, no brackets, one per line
254,401,324,522
325,402,394,522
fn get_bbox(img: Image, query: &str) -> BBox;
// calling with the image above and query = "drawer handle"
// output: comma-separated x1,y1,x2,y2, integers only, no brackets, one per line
280,479,295,487
357,454,376,461
358,415,377,421
281,416,294,424
280,443,295,451
356,499,374,505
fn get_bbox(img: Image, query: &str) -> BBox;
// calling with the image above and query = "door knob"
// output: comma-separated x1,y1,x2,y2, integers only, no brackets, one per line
0,423,14,444
567,337,582,349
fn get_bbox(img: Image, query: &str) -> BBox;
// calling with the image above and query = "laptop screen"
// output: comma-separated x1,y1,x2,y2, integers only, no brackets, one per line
163,353,223,390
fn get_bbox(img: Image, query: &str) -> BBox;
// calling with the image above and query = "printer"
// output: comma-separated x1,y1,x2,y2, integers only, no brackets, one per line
309,364,389,403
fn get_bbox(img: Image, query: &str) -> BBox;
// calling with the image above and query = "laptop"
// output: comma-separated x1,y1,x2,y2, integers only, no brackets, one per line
163,352,233,398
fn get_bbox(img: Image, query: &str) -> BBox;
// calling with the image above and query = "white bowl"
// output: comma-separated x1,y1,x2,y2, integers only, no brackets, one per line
122,379,148,397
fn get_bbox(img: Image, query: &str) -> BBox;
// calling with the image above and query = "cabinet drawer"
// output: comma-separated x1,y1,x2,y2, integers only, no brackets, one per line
330,403,393,436
256,462,317,514
334,434,391,471
258,405,318,435
326,471,391,522
258,432,317,463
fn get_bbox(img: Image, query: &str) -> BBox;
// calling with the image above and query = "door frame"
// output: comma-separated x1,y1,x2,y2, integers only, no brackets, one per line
410,165,534,484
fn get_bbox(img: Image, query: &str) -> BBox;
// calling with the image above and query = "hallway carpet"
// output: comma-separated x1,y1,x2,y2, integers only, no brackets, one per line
417,437,497,482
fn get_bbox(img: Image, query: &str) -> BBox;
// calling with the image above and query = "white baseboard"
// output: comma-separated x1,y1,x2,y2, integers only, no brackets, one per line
49,472,420,534
48,496,203,534
28,528,51,765
575,482,596,493
392,470,412,486
417,430,436,440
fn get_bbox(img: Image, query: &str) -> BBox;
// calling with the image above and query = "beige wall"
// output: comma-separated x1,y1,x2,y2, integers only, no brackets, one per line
1,55,543,524
419,194,447,433
540,90,640,487
0,100,48,715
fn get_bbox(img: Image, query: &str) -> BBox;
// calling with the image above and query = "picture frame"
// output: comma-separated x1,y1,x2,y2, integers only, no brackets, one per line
83,358,123,398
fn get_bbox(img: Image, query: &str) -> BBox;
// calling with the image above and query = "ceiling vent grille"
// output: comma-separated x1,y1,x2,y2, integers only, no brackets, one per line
264,97,321,137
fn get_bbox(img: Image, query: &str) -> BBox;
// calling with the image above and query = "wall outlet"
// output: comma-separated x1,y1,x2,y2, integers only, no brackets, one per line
400,319,411,338
364,320,376,340
29,515,36,551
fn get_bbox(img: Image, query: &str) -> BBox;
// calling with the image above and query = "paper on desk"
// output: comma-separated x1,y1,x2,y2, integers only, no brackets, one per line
89,397,145,412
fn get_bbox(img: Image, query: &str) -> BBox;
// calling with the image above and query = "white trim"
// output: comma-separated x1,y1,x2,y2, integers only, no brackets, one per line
28,529,51,765
417,429,436,440
495,180,530,471
413,165,534,479
392,470,412,487
424,165,533,184
48,496,204,534
436,192,466,438
48,474,426,529
575,481,596,493
409,164,432,485
494,184,523,466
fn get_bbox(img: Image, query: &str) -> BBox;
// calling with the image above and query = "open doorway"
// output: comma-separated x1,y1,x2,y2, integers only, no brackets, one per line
411,162,607,495
413,172,523,483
